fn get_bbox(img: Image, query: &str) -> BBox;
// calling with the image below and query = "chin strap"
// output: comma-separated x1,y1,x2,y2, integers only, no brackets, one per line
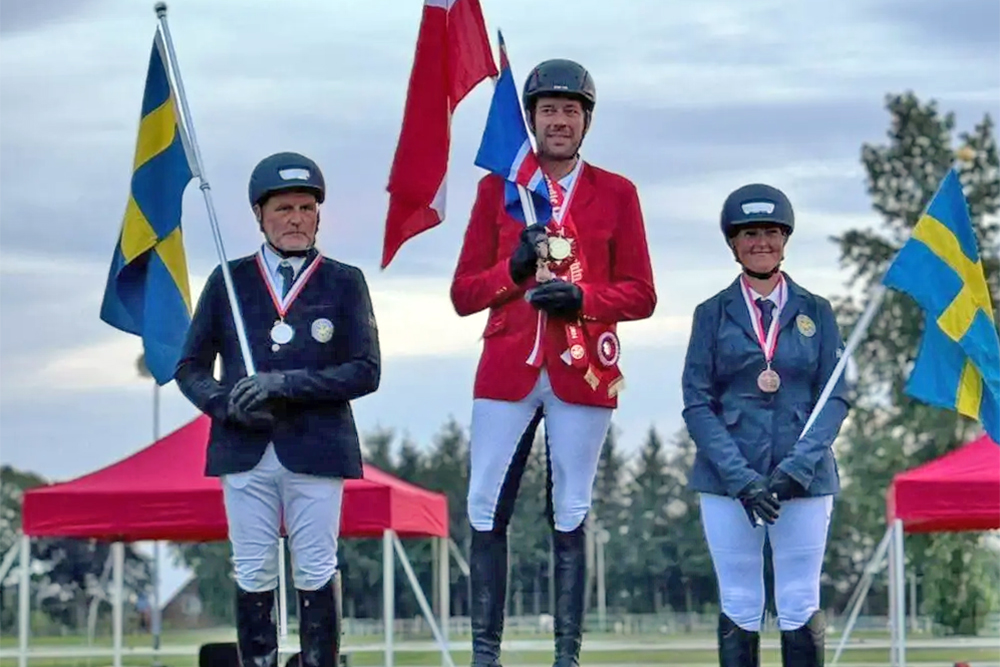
742,264,782,280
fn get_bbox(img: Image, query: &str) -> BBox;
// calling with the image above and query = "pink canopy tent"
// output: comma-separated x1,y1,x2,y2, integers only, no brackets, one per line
22,415,449,541
886,433,1000,533
13,415,457,667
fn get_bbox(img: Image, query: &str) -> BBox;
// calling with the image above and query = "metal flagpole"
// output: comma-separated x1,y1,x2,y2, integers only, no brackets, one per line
153,2,256,377
798,284,888,440
151,382,163,665
150,1,300,649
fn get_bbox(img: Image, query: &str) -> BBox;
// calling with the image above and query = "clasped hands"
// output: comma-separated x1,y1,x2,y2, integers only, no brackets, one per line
225,372,286,430
736,468,806,528
509,223,583,319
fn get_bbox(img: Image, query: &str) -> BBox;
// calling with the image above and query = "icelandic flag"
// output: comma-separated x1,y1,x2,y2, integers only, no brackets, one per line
474,31,552,224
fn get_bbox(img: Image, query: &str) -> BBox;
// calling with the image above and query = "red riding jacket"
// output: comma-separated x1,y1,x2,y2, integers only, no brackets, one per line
450,162,656,409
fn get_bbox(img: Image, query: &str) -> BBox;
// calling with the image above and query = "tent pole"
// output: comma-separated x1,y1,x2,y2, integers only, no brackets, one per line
439,536,450,652
18,534,29,667
447,538,470,577
831,525,892,666
278,538,288,648
888,524,898,666
384,529,394,667
113,542,125,667
892,519,907,666
152,540,162,663
390,534,455,667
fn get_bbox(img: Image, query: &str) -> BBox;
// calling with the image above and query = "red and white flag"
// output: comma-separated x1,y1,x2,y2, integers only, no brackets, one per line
381,0,497,269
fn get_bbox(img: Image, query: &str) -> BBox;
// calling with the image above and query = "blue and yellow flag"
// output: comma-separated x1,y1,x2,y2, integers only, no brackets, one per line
882,168,1000,442
100,30,195,385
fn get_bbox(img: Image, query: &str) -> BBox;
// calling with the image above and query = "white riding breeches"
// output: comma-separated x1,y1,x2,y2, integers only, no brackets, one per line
699,493,834,632
467,370,613,533
222,444,344,593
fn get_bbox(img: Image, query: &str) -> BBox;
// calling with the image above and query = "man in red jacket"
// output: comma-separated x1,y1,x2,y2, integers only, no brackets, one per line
451,59,656,667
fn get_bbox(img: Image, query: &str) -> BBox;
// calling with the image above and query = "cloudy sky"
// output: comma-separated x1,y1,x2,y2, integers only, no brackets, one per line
1,0,998,601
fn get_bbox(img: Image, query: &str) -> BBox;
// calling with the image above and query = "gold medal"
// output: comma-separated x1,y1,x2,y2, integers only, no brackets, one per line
757,368,781,393
548,236,572,261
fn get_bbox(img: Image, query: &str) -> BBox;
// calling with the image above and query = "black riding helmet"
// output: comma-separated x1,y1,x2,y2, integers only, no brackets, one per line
720,183,794,239
522,59,596,132
720,183,794,279
248,152,326,208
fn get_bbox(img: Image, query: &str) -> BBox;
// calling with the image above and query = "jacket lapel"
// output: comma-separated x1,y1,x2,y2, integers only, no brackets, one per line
565,161,594,218
778,273,806,333
723,277,758,344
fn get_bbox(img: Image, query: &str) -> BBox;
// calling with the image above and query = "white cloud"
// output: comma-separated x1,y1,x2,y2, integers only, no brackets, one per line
2,0,997,474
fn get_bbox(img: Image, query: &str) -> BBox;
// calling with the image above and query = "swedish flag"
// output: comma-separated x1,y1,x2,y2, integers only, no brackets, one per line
883,168,1000,442
100,30,195,385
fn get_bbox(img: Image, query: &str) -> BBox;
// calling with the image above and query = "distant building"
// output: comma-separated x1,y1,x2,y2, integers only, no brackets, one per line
160,576,224,629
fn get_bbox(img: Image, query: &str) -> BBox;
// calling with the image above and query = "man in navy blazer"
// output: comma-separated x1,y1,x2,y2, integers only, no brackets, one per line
175,152,380,667
682,183,849,667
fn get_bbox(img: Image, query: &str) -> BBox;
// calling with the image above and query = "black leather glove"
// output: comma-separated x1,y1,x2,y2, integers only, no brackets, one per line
767,468,806,501
528,280,583,319
736,478,781,527
226,402,276,430
228,372,286,414
509,223,548,284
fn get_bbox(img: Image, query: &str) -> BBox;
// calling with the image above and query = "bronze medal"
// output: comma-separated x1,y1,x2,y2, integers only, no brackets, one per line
757,368,781,393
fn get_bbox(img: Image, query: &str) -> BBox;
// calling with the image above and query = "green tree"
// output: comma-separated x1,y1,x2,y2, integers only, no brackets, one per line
362,426,396,472
396,436,425,484
590,424,629,613
592,423,627,531
662,429,715,615
422,417,472,616
0,466,46,555
0,466,151,631
622,427,672,612
830,92,999,633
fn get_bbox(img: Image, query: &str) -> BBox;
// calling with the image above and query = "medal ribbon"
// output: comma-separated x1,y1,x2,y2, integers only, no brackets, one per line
255,250,322,320
541,167,590,373
739,275,786,364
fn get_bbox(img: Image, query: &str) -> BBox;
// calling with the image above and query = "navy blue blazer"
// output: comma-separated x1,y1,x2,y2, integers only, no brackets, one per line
175,250,381,479
681,274,849,498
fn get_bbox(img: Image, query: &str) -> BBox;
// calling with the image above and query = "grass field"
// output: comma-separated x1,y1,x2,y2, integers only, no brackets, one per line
1,629,998,666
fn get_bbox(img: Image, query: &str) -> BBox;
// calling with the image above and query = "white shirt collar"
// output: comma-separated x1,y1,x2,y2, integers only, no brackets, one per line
261,243,306,279
558,158,583,192
745,275,787,311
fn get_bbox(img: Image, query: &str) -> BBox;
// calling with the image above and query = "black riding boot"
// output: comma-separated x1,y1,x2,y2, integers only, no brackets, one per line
297,578,340,667
470,529,508,667
780,611,825,667
717,613,759,667
235,588,278,667
552,526,586,667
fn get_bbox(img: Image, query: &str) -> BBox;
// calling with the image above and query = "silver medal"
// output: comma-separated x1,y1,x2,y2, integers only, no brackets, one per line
270,321,294,345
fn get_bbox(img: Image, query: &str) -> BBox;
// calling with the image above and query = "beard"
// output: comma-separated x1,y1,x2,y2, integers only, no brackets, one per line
538,133,581,161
